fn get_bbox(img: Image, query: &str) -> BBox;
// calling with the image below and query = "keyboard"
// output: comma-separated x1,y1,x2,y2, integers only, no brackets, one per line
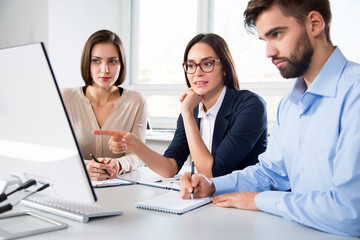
21,196,122,223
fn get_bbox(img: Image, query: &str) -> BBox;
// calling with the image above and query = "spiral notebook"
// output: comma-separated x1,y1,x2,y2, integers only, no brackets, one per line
136,190,211,214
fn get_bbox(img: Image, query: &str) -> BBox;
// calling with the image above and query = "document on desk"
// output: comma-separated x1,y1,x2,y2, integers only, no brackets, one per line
136,190,211,214
91,178,136,188
136,175,181,191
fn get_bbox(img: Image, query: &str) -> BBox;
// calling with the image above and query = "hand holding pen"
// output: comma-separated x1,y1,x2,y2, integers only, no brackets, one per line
191,161,195,199
90,154,111,177
179,168,216,199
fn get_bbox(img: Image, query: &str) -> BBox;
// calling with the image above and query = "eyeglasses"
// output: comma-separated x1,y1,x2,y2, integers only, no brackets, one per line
182,59,221,74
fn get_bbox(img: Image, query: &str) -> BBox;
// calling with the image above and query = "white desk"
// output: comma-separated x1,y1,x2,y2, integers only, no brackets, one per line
6,168,359,240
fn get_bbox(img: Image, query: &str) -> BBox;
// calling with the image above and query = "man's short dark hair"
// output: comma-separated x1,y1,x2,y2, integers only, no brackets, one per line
243,0,332,42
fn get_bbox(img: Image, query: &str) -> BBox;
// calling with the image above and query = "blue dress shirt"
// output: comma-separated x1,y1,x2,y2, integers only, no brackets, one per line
212,48,360,236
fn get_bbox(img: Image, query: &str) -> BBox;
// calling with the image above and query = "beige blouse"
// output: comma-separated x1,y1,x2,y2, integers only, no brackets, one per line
61,87,148,174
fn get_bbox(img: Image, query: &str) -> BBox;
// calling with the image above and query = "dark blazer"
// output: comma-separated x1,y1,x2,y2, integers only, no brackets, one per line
164,87,268,177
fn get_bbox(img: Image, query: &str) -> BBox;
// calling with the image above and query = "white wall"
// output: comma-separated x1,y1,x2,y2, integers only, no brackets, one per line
0,0,130,89
330,0,360,63
48,0,127,89
0,0,48,48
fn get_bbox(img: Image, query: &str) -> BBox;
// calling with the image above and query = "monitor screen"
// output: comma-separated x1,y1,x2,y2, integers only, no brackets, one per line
0,43,96,203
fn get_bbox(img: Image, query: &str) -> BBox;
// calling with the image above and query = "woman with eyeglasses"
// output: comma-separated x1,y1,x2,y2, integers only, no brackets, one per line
61,30,148,181
94,33,267,178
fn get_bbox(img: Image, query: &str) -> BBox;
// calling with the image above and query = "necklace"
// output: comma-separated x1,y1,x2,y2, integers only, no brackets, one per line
91,100,113,110
86,87,119,110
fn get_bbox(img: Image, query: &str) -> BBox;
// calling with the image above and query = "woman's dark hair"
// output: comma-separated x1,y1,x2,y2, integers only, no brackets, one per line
183,33,240,90
81,29,126,86
244,0,332,42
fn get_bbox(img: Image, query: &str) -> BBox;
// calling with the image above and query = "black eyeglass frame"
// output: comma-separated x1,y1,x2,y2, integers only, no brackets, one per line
182,58,221,74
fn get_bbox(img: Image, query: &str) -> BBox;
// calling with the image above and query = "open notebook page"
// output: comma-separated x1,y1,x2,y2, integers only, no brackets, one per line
136,190,211,214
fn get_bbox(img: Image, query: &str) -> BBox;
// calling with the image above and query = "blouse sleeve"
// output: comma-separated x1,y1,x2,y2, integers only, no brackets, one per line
163,114,190,173
117,92,148,174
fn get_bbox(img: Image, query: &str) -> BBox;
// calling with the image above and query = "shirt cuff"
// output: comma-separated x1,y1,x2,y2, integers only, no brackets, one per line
211,175,236,196
255,191,287,216
117,159,127,174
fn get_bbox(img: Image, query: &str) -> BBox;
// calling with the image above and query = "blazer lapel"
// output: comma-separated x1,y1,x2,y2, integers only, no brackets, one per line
211,88,234,153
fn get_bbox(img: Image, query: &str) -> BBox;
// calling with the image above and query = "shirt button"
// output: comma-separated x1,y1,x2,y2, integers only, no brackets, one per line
300,139,305,144
300,114,306,118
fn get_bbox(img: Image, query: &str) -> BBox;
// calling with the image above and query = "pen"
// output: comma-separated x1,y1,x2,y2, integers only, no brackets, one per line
191,161,195,199
90,154,111,177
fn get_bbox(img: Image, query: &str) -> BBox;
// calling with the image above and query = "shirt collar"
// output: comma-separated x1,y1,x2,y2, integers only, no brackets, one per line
198,86,227,118
289,47,347,103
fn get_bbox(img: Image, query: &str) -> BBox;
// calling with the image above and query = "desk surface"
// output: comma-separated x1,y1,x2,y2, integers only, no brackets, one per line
8,168,359,240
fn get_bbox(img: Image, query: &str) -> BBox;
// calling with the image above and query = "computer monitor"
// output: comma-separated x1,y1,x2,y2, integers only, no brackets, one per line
0,43,96,203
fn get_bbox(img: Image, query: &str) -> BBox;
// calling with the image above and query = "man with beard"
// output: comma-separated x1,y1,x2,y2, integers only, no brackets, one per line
180,0,360,236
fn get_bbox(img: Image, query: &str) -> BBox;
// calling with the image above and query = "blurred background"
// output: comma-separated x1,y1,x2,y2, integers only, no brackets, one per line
1,0,359,130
